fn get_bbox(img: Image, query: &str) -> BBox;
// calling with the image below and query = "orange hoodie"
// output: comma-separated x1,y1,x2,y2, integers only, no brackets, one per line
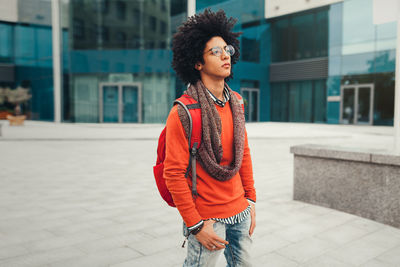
163,100,256,227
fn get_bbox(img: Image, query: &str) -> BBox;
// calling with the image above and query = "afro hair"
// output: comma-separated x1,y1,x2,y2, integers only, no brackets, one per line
172,9,241,85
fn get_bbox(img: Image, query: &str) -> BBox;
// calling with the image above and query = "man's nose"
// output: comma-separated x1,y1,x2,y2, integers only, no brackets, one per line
221,49,230,58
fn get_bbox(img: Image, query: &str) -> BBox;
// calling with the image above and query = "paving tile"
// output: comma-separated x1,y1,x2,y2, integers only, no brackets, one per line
252,252,299,267
91,221,154,236
274,221,328,243
23,232,104,253
315,223,373,246
127,233,182,256
0,230,55,248
48,247,141,267
0,245,30,261
296,204,333,216
253,219,284,237
357,228,400,250
302,211,357,230
74,231,153,253
301,255,354,267
252,233,292,257
111,247,186,267
0,247,84,267
345,217,385,233
275,237,336,263
46,219,115,236
375,244,400,266
360,259,395,267
326,238,388,266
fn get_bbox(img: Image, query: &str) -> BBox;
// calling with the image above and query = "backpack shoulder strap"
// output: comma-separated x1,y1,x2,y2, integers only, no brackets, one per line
174,94,202,149
232,91,245,112
173,94,202,197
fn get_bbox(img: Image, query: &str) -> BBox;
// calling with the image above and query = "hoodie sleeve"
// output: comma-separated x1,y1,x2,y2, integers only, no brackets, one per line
239,129,256,203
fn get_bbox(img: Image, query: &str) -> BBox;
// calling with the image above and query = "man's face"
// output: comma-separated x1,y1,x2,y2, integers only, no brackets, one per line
195,36,232,81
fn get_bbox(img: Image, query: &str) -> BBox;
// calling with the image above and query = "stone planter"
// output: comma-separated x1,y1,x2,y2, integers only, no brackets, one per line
291,144,400,228
7,114,26,126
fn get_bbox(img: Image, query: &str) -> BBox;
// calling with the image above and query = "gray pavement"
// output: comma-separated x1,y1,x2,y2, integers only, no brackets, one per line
0,120,399,267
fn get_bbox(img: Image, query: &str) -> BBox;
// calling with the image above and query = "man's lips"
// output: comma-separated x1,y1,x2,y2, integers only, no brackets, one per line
222,63,230,67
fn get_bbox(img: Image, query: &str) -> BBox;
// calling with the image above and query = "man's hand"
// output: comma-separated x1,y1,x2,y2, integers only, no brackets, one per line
195,220,228,251
249,202,256,236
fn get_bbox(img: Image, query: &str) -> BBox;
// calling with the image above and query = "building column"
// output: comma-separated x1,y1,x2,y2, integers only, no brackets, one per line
51,0,62,123
395,14,400,153
188,0,195,17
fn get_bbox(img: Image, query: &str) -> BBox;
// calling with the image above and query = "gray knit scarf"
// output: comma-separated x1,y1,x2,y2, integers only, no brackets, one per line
177,80,245,181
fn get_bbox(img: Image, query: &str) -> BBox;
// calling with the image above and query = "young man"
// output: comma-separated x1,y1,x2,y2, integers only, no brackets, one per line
164,9,256,266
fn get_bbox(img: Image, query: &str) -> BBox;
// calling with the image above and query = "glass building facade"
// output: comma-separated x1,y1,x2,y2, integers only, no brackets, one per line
269,7,328,123
326,0,396,125
0,1,54,121
196,0,269,122
0,0,397,126
62,0,187,123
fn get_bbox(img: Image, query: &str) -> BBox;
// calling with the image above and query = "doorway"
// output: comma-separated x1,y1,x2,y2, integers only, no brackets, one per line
340,84,374,125
99,83,142,123
241,88,259,122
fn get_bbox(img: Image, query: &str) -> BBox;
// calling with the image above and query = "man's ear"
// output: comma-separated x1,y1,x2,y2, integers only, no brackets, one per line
195,62,203,71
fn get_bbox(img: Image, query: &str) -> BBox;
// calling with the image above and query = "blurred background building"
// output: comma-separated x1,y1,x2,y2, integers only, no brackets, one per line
0,0,396,125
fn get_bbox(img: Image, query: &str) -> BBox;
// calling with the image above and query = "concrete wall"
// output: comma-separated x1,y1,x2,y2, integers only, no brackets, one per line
291,144,400,228
0,0,18,23
18,0,52,26
265,0,343,19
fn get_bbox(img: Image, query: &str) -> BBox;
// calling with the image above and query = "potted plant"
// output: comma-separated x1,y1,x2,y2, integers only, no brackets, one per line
0,87,14,120
5,86,32,126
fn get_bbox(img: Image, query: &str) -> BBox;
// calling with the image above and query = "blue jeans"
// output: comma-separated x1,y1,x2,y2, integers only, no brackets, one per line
183,215,253,267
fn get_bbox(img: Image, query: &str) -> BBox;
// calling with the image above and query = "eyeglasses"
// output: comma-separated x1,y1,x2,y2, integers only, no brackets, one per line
204,45,235,57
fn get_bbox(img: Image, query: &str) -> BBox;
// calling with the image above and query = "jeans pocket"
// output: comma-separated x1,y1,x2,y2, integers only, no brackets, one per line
182,221,189,237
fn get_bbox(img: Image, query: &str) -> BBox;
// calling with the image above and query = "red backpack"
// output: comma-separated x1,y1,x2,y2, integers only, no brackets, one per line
153,94,202,207
153,92,244,207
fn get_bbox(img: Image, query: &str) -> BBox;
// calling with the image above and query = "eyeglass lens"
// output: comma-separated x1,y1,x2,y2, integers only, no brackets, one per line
211,45,235,56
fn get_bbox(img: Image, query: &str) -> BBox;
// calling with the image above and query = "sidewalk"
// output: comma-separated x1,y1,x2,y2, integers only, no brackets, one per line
0,120,399,267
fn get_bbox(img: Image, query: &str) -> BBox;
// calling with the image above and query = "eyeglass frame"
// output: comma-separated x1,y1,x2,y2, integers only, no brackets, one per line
203,45,235,57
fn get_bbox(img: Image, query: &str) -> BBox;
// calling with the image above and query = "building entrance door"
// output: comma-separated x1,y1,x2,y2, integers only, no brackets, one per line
241,88,259,122
340,84,374,125
99,83,142,123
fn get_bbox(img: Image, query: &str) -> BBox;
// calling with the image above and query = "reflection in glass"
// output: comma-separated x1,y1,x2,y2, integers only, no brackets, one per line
70,0,171,50
357,87,370,124
61,0,187,123
0,0,54,121
0,24,13,63
242,37,260,62
103,86,119,122
271,18,289,62
271,80,326,123
313,80,326,122
291,13,314,60
342,88,355,124
300,81,312,122
122,85,139,123
271,8,328,62
289,82,300,122
251,91,258,122
342,0,374,54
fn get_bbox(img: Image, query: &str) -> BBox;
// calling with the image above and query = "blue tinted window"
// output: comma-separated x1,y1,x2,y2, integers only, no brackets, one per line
291,13,314,60
271,8,328,62
0,24,13,63
15,25,36,65
342,0,375,54
37,27,52,67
